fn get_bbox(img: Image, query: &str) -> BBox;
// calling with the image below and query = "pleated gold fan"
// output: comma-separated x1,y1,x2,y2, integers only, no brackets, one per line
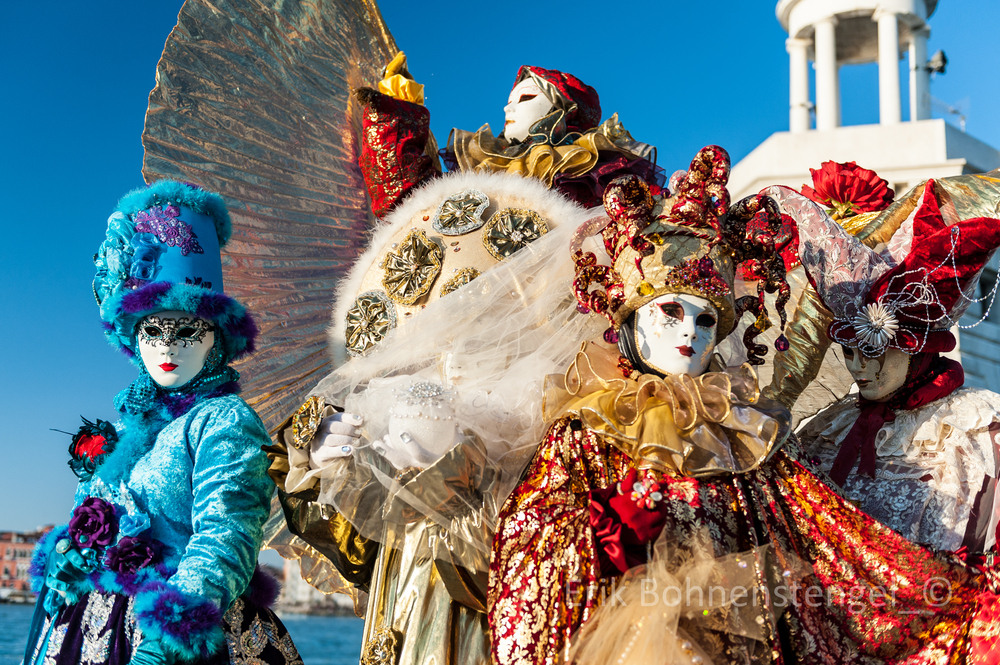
142,0,398,433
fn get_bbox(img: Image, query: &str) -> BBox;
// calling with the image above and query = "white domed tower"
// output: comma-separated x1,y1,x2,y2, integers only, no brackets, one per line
729,1,1000,391
730,0,1000,199
782,0,937,132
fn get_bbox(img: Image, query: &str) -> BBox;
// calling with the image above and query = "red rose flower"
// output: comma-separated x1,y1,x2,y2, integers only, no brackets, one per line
801,161,894,220
74,434,108,460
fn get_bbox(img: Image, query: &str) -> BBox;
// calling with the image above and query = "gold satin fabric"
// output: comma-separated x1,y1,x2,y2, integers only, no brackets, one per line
264,423,378,601
360,522,490,665
380,439,496,580
265,406,492,665
377,51,425,104
547,344,789,477
449,114,646,189
378,74,424,105
859,170,1000,247
762,284,835,413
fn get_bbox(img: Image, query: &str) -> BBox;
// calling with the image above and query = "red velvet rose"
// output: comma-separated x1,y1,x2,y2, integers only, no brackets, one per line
589,468,669,574
801,161,894,220
68,497,118,550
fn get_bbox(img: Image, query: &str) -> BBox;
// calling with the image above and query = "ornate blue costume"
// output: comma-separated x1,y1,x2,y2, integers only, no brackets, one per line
24,182,301,665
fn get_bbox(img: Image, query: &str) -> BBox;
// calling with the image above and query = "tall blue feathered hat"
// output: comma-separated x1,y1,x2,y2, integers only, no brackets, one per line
93,180,257,361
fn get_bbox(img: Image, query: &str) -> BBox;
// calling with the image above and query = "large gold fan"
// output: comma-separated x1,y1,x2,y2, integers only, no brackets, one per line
142,0,397,432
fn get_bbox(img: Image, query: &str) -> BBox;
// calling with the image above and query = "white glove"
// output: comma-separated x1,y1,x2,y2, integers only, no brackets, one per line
309,412,363,468
373,409,460,471
372,431,435,471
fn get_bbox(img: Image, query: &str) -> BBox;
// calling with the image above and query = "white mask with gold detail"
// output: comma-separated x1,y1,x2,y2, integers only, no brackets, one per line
501,78,554,143
841,345,910,402
633,293,718,377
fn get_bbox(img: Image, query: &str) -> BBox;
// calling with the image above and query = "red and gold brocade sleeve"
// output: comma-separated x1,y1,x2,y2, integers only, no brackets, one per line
752,448,997,663
488,416,631,665
356,87,440,217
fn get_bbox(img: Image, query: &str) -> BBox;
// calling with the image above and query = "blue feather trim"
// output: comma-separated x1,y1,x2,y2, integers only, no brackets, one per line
115,180,232,246
34,527,254,662
90,562,224,660
101,281,257,361
132,581,225,661
29,525,69,594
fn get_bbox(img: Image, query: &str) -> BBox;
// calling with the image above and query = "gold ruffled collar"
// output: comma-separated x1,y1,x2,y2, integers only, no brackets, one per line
448,114,652,188
546,343,790,478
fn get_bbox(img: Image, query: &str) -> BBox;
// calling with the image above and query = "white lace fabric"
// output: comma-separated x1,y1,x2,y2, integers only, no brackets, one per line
798,388,1000,552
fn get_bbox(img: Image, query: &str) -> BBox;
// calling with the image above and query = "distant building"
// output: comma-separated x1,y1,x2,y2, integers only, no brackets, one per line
0,527,52,599
730,0,1000,391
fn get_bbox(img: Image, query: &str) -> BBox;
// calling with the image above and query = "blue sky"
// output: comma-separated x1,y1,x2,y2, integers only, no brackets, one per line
2,0,998,532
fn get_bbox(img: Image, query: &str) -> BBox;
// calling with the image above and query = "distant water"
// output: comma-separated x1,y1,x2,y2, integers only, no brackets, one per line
1,603,364,665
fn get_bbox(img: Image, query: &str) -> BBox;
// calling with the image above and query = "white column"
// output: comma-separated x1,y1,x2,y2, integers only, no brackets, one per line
909,25,931,121
876,9,902,124
787,37,812,132
813,17,839,131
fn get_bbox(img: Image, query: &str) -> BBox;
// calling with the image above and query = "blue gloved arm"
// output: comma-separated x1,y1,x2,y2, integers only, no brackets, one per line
132,397,271,663
170,397,273,608
42,539,96,614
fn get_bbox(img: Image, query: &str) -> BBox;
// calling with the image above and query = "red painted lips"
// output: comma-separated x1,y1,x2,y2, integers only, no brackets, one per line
159,363,178,372
676,346,695,357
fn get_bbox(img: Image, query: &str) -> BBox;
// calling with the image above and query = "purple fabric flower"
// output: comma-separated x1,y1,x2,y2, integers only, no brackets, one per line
104,536,162,575
68,497,119,550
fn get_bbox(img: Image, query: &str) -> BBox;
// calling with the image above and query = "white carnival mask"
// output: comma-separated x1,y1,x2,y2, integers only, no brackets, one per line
841,345,910,402
633,293,718,377
136,310,216,389
501,78,554,143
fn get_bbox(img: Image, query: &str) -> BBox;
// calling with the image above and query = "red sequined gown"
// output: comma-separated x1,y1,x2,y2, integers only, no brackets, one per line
488,348,1000,665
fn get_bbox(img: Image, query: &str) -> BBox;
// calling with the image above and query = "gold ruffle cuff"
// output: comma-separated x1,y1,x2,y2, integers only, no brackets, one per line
264,402,379,600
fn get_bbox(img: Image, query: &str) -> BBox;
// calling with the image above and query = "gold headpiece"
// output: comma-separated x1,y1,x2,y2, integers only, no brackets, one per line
575,146,792,365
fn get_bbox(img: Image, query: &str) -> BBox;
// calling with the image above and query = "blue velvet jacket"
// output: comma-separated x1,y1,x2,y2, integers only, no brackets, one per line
31,395,273,661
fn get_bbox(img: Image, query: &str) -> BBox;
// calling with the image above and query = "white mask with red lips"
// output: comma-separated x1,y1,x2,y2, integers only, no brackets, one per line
632,293,718,377
841,345,911,402
501,78,554,143
136,310,216,389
